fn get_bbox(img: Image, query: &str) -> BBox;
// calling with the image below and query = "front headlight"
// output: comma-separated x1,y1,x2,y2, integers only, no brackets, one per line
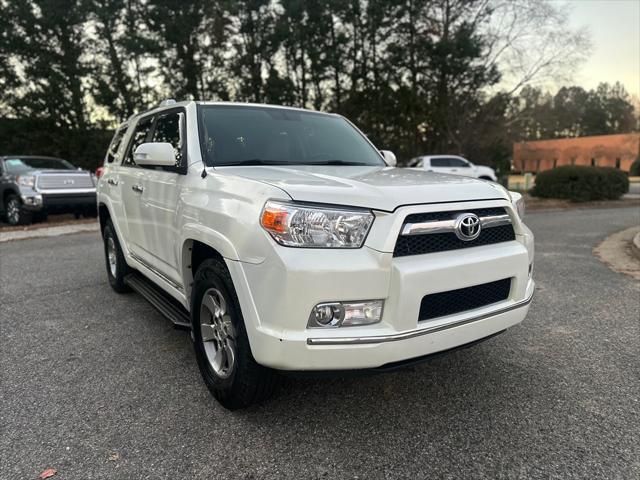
260,200,374,248
17,175,36,188
509,191,525,219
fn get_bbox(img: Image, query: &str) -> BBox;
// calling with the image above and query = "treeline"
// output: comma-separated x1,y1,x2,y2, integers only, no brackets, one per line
0,0,637,171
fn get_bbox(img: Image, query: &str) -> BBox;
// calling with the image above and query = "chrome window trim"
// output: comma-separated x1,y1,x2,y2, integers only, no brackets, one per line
306,289,534,346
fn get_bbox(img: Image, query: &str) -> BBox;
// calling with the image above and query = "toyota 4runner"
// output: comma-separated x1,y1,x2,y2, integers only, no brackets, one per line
97,101,534,410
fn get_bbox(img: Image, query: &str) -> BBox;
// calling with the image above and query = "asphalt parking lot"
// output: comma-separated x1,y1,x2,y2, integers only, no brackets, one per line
1,207,639,479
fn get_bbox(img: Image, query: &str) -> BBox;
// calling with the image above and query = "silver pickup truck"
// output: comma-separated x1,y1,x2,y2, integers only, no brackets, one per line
0,156,97,225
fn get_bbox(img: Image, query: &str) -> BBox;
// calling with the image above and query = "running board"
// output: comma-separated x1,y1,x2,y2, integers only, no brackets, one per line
124,272,191,330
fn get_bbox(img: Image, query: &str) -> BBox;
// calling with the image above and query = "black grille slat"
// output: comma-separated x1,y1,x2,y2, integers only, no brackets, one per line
393,207,515,257
419,278,512,321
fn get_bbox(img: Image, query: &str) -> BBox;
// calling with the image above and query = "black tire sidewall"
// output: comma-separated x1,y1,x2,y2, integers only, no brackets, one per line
103,221,130,292
191,259,272,409
6,194,31,226
191,263,242,392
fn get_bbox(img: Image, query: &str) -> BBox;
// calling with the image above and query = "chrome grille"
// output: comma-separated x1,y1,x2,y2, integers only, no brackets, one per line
393,207,515,257
37,174,94,190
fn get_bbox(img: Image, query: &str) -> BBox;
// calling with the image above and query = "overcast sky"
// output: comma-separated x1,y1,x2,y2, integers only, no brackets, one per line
566,0,639,97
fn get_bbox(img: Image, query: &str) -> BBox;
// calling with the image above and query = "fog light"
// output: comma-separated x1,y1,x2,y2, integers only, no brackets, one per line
22,194,42,206
308,300,384,328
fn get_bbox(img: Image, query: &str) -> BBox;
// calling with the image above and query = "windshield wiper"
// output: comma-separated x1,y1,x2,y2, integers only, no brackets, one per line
299,160,373,166
217,159,293,166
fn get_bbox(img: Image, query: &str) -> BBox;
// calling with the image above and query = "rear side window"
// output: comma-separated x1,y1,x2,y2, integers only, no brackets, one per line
106,125,127,163
123,116,154,166
448,157,469,167
431,158,450,167
151,111,185,169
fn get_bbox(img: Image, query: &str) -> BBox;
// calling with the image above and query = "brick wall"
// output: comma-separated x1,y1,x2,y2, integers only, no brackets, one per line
513,133,640,173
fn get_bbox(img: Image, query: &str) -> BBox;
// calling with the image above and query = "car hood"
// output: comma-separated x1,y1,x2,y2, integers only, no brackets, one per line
217,165,508,211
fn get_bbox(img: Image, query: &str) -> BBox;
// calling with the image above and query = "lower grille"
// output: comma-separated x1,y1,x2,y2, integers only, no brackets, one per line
419,278,512,321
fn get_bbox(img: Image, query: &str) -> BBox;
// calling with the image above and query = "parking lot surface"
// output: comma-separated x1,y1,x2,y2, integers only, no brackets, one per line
1,207,639,479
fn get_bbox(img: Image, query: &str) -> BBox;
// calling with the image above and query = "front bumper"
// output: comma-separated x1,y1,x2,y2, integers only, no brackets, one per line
230,200,534,371
21,190,96,213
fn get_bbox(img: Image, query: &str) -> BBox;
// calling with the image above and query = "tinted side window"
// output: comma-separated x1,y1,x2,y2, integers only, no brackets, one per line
152,111,184,168
448,157,469,167
431,158,450,167
123,116,154,166
106,126,127,163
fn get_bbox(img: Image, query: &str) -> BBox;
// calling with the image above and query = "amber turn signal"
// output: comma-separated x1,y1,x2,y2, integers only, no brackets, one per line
261,204,289,233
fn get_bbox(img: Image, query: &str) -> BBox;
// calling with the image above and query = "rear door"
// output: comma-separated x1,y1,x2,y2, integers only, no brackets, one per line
447,157,474,177
429,157,453,175
119,114,155,259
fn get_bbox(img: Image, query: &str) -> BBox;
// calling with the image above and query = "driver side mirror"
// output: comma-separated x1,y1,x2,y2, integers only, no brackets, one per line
134,142,176,167
380,150,397,167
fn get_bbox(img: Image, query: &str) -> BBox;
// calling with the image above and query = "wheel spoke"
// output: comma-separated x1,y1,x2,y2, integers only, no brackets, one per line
200,323,216,342
201,293,218,316
214,292,227,316
223,341,236,371
212,347,224,371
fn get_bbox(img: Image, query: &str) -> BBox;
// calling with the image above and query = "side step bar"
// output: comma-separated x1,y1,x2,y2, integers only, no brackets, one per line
124,272,191,329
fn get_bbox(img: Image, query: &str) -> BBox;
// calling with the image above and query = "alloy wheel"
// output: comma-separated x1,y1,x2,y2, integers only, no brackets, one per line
7,198,20,225
199,288,236,379
107,236,117,277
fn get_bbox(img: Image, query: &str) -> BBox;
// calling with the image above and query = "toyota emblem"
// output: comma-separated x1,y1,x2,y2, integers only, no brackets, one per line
454,213,481,241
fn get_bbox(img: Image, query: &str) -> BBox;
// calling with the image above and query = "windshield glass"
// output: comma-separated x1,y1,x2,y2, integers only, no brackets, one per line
197,105,385,167
3,157,75,174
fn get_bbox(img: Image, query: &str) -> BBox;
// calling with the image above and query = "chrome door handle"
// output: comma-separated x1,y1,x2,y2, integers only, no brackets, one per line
107,178,118,186
132,184,144,193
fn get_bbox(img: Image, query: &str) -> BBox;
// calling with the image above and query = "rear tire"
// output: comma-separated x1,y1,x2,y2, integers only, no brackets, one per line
191,258,279,410
103,220,131,293
5,194,33,226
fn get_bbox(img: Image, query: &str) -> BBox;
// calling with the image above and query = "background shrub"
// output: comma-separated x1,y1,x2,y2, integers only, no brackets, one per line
630,157,640,176
531,166,629,202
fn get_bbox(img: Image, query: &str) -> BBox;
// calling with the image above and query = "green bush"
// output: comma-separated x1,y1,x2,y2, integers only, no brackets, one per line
630,158,640,176
531,166,629,202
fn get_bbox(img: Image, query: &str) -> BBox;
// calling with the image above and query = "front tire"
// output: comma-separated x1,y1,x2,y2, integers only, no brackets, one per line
5,194,33,226
103,220,131,293
191,258,279,410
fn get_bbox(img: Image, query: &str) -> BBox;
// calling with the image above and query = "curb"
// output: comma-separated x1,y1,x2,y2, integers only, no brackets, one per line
0,222,99,243
632,232,640,261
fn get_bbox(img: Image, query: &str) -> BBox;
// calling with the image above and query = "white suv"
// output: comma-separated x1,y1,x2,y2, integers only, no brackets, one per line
408,155,497,181
97,101,534,409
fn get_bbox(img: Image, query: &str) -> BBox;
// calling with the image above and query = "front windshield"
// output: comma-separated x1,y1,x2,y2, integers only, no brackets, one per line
197,105,385,167
3,157,75,174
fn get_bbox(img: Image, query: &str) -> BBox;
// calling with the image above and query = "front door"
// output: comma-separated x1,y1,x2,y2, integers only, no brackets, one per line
135,108,187,285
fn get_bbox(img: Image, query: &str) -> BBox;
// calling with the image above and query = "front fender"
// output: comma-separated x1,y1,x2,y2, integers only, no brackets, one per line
180,223,241,262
